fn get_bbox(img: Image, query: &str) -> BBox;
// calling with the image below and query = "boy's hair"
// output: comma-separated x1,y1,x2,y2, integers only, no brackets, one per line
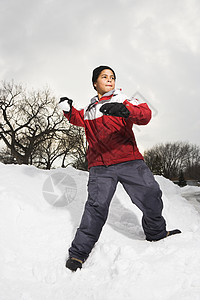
92,66,116,90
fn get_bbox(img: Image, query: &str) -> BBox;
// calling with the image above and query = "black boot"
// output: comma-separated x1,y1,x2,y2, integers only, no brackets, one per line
147,229,181,242
166,229,181,238
66,257,83,272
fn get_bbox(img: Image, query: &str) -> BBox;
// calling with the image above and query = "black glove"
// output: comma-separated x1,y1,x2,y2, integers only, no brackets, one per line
100,102,130,118
59,97,73,106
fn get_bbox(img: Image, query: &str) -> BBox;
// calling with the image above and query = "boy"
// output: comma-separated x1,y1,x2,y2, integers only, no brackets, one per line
58,65,181,272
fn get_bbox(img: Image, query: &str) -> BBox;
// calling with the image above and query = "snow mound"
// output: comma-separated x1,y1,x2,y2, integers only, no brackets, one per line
0,163,200,300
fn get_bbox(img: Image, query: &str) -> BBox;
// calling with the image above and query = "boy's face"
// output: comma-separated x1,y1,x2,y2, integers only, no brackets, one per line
94,69,115,97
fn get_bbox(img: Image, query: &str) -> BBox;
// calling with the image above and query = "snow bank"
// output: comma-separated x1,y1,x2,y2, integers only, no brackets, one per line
0,163,200,300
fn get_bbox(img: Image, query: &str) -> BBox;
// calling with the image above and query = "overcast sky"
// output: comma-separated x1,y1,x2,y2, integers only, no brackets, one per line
1,0,200,153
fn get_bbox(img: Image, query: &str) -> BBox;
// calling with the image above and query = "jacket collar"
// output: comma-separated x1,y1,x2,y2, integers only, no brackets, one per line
90,88,122,104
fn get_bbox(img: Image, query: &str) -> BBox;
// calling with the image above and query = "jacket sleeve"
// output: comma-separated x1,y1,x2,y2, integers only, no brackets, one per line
124,99,152,125
64,106,85,127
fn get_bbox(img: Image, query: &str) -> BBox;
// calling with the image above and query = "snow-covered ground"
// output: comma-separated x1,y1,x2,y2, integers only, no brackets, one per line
0,163,200,300
180,185,200,214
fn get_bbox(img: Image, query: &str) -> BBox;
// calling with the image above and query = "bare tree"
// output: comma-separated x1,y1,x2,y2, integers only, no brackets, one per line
0,81,67,165
0,81,88,170
32,125,87,170
0,147,16,164
143,151,163,176
70,127,88,171
144,141,200,180
184,145,200,180
185,164,200,181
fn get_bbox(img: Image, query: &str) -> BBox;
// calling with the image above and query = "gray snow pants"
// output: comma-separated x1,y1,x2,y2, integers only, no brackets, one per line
69,160,167,261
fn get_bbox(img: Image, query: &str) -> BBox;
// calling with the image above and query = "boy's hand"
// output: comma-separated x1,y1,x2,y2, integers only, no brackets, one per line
100,102,130,118
58,97,73,113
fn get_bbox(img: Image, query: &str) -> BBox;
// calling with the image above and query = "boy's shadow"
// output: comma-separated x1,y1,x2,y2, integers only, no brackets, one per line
107,195,145,240
67,193,144,241
42,170,144,241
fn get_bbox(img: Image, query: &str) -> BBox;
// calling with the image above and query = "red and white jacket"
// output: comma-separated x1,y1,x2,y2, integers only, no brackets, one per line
64,89,151,169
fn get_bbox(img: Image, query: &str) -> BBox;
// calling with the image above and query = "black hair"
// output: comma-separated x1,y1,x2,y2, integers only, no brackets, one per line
92,66,116,90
